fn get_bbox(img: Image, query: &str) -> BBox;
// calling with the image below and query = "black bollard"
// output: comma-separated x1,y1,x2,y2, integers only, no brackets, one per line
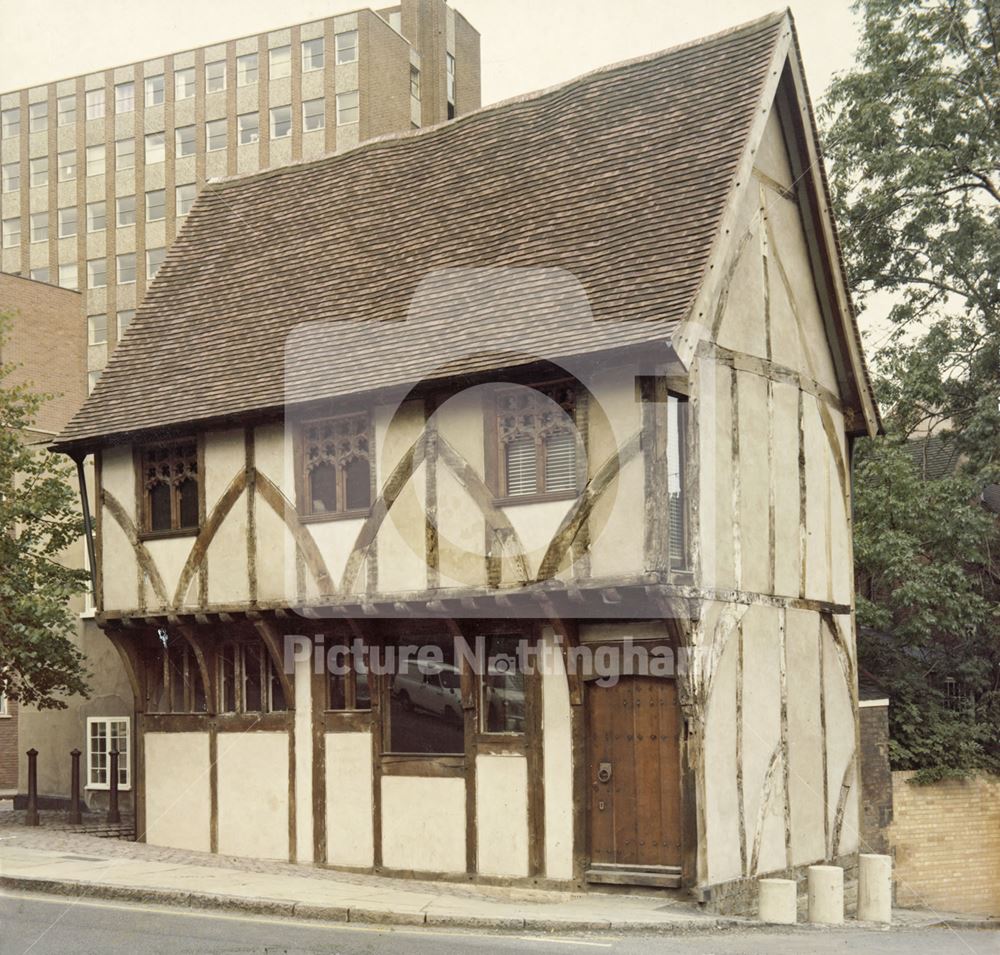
69,749,82,824
25,748,39,826
107,748,121,824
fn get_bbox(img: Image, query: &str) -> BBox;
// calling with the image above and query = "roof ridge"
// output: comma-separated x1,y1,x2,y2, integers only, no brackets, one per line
202,8,790,193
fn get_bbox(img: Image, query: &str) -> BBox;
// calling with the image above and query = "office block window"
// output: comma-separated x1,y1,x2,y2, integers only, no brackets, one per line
237,53,258,87
205,60,226,93
145,131,165,164
87,201,106,232
1,163,18,192
410,66,421,100
115,138,135,171
336,30,358,64
175,125,196,158
117,309,135,339
270,105,291,139
447,52,456,108
88,313,108,345
146,246,165,279
206,119,227,151
58,150,76,181
85,88,105,120
88,257,107,288
29,156,47,187
59,263,78,289
116,195,135,226
144,74,165,107
269,45,291,79
28,101,48,133
57,95,76,126
238,112,259,145
30,267,49,283
336,90,359,126
1,107,20,136
57,206,77,238
116,252,136,284
302,98,324,131
29,212,47,242
302,37,324,71
175,67,196,100
86,144,105,177
1,217,20,248
115,81,135,113
146,189,166,222
176,183,196,216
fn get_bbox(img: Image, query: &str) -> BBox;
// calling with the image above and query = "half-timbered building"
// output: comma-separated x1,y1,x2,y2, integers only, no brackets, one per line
53,11,880,903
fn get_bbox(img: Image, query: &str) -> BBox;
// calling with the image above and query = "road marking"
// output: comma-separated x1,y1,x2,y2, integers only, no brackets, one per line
0,891,614,948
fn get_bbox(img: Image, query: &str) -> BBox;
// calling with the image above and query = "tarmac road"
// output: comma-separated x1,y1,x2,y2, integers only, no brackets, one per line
1,891,997,955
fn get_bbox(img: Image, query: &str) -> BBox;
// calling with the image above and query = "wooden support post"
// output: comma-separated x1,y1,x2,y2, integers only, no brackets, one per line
25,749,39,826
69,749,82,824
107,749,121,824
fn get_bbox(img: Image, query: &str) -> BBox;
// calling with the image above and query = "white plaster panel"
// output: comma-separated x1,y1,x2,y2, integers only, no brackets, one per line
785,608,826,865
541,632,574,879
803,395,829,601
436,465,486,589
206,488,249,605
587,452,644,581
144,732,211,852
476,755,529,878
145,534,195,609
205,428,244,511
736,370,769,593
378,461,426,594
501,497,575,583
771,381,800,597
255,423,293,497
217,731,289,860
828,413,853,605
325,732,374,867
381,776,466,874
698,359,735,589
255,491,297,604
822,624,856,851
101,445,136,521
101,509,137,611
715,187,767,360
755,110,794,188
294,653,313,863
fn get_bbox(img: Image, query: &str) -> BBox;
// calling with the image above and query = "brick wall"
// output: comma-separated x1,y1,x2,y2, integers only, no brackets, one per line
890,770,1000,916
859,701,892,854
0,697,18,791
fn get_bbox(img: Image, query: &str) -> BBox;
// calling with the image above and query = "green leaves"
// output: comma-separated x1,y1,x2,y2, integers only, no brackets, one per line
822,0,999,775
0,313,90,709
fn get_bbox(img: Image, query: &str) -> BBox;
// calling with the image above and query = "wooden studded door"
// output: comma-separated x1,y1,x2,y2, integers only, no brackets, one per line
587,675,682,878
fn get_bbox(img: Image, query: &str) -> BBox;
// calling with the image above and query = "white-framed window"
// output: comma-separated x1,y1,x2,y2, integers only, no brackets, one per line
29,156,47,187
0,693,7,717
2,107,21,136
28,101,48,133
302,37,324,71
117,309,135,339
87,257,107,288
205,60,226,93
29,212,47,243
175,125,196,158
85,88,105,120
87,717,130,790
302,98,324,132
146,246,165,280
58,150,76,181
57,95,76,126
176,183,196,216
86,144,105,177
86,200,106,233
2,162,19,192
145,131,165,164
30,267,48,283
336,90,359,126
237,112,259,145
144,74,165,107
88,313,107,345
269,45,291,79
115,137,134,171
269,105,291,139
2,217,20,248
146,189,165,222
175,67,196,101
410,66,421,100
115,81,135,114
206,119,227,152
116,252,135,284
335,30,358,64
57,206,77,238
447,52,456,106
58,262,77,289
237,53,258,87
116,194,135,226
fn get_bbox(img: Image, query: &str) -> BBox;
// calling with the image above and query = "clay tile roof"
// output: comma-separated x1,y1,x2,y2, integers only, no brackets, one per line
56,11,788,451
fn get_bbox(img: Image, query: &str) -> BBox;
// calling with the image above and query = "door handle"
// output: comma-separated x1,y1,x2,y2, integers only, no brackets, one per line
597,762,612,784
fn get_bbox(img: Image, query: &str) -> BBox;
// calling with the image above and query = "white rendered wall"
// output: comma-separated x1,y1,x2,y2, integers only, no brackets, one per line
144,732,211,853
381,776,466,874
325,732,375,867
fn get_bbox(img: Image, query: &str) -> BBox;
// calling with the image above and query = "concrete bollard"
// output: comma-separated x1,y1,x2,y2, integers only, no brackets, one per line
758,878,797,924
807,865,844,924
857,854,892,923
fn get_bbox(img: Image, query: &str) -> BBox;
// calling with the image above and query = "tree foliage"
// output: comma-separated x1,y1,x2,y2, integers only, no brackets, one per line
0,313,90,708
822,0,1000,776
